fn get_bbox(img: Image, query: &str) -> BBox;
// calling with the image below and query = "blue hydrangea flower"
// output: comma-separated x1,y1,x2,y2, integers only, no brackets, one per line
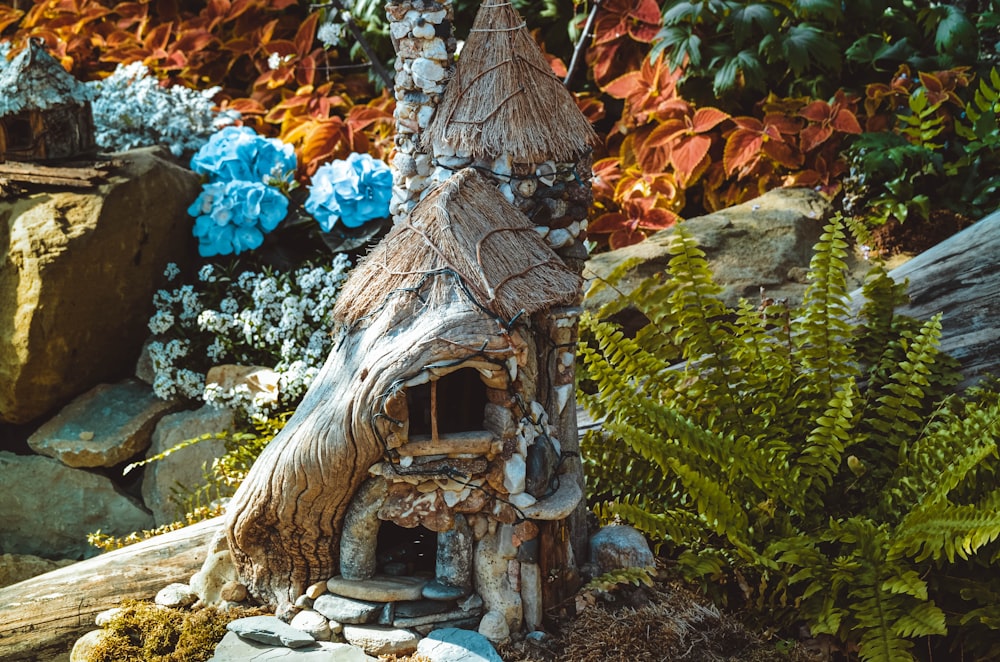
304,152,393,231
189,180,289,257
190,125,297,186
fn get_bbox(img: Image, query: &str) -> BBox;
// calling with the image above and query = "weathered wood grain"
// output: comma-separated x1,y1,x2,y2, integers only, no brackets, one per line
852,208,1000,389
0,517,223,662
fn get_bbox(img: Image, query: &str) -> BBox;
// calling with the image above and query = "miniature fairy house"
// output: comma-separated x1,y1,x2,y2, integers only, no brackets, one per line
192,0,595,644
421,0,598,263
195,168,586,640
0,38,96,162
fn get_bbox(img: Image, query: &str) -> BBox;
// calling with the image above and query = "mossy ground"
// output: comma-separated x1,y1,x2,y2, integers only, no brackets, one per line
82,577,819,662
85,600,266,662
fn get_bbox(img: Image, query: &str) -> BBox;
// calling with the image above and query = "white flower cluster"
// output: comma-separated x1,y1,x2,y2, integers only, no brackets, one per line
317,19,348,49
88,62,240,156
0,42,10,74
147,254,352,421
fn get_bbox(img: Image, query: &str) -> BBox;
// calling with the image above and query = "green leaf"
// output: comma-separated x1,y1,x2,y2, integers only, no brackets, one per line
930,5,977,55
791,0,843,22
779,24,841,76
727,3,779,46
712,49,766,94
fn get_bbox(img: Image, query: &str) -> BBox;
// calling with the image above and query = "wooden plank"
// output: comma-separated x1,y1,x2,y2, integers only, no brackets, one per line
397,430,498,456
0,160,114,188
0,517,223,662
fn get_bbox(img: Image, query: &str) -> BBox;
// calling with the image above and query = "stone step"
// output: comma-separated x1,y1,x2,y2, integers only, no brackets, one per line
326,574,427,602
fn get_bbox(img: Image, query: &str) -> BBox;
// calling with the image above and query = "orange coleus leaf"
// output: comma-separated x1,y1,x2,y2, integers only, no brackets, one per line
0,6,24,34
588,194,680,250
917,70,967,107
574,93,606,125
616,168,683,211
283,116,350,177
798,90,861,153
724,114,802,177
603,53,686,124
592,0,661,46
293,12,319,57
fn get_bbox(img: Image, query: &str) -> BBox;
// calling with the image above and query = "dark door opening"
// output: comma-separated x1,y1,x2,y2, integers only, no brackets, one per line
376,521,436,577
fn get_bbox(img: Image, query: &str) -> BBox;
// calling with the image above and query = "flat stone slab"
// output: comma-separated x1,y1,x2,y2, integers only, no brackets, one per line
394,599,456,619
422,580,469,601
327,574,426,602
313,593,383,624
394,604,483,629
226,615,316,648
342,624,420,656
27,379,179,468
210,632,375,661
416,627,502,662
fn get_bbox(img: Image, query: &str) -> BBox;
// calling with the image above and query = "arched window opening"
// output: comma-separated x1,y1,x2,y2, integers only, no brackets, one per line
406,368,488,438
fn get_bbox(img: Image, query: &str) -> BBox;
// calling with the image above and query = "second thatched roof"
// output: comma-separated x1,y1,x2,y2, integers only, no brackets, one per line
0,38,93,116
333,168,582,327
421,0,597,164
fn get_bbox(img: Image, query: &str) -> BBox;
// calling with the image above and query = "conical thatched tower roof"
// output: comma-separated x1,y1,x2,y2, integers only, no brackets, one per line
0,38,93,115
421,0,597,164
334,168,582,326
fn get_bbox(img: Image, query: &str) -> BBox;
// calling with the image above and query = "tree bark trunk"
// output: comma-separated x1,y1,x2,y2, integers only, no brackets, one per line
852,208,1000,390
0,517,223,662
224,300,520,609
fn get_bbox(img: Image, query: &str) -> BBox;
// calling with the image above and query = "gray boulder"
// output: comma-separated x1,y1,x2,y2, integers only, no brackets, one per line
583,188,860,317
141,405,233,526
416,627,502,662
0,451,153,559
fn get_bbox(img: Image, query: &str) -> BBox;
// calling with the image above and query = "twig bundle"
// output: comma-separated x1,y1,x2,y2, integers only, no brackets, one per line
334,168,581,326
422,0,597,164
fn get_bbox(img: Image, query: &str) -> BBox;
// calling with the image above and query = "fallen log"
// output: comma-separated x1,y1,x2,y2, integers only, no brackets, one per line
0,516,223,662
852,207,1000,390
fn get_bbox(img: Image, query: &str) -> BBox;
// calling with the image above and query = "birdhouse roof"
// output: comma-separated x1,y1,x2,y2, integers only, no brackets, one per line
333,168,582,327
422,0,597,164
0,39,94,116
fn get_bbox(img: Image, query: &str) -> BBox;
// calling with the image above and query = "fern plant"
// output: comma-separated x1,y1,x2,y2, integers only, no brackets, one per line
579,215,1000,661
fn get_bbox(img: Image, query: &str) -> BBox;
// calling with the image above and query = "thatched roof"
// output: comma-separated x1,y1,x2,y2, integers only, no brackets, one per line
421,0,597,164
334,168,582,326
0,39,93,116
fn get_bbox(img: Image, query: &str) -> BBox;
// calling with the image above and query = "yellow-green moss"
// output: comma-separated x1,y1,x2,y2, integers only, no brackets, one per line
84,599,266,662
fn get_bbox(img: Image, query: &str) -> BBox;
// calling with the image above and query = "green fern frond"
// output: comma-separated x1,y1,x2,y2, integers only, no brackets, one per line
584,565,657,593
584,256,646,319
581,429,674,504
667,458,752,553
122,431,228,475
891,600,947,638
869,314,943,452
796,379,859,496
595,496,706,547
857,624,916,662
794,214,855,402
893,497,1000,563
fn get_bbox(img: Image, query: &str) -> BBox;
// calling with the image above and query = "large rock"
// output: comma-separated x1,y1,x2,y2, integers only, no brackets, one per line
27,379,180,468
141,404,234,526
0,553,74,589
0,146,199,424
583,188,854,316
0,451,153,559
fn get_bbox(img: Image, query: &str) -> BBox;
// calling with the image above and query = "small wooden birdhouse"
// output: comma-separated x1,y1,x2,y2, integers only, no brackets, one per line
0,38,96,163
